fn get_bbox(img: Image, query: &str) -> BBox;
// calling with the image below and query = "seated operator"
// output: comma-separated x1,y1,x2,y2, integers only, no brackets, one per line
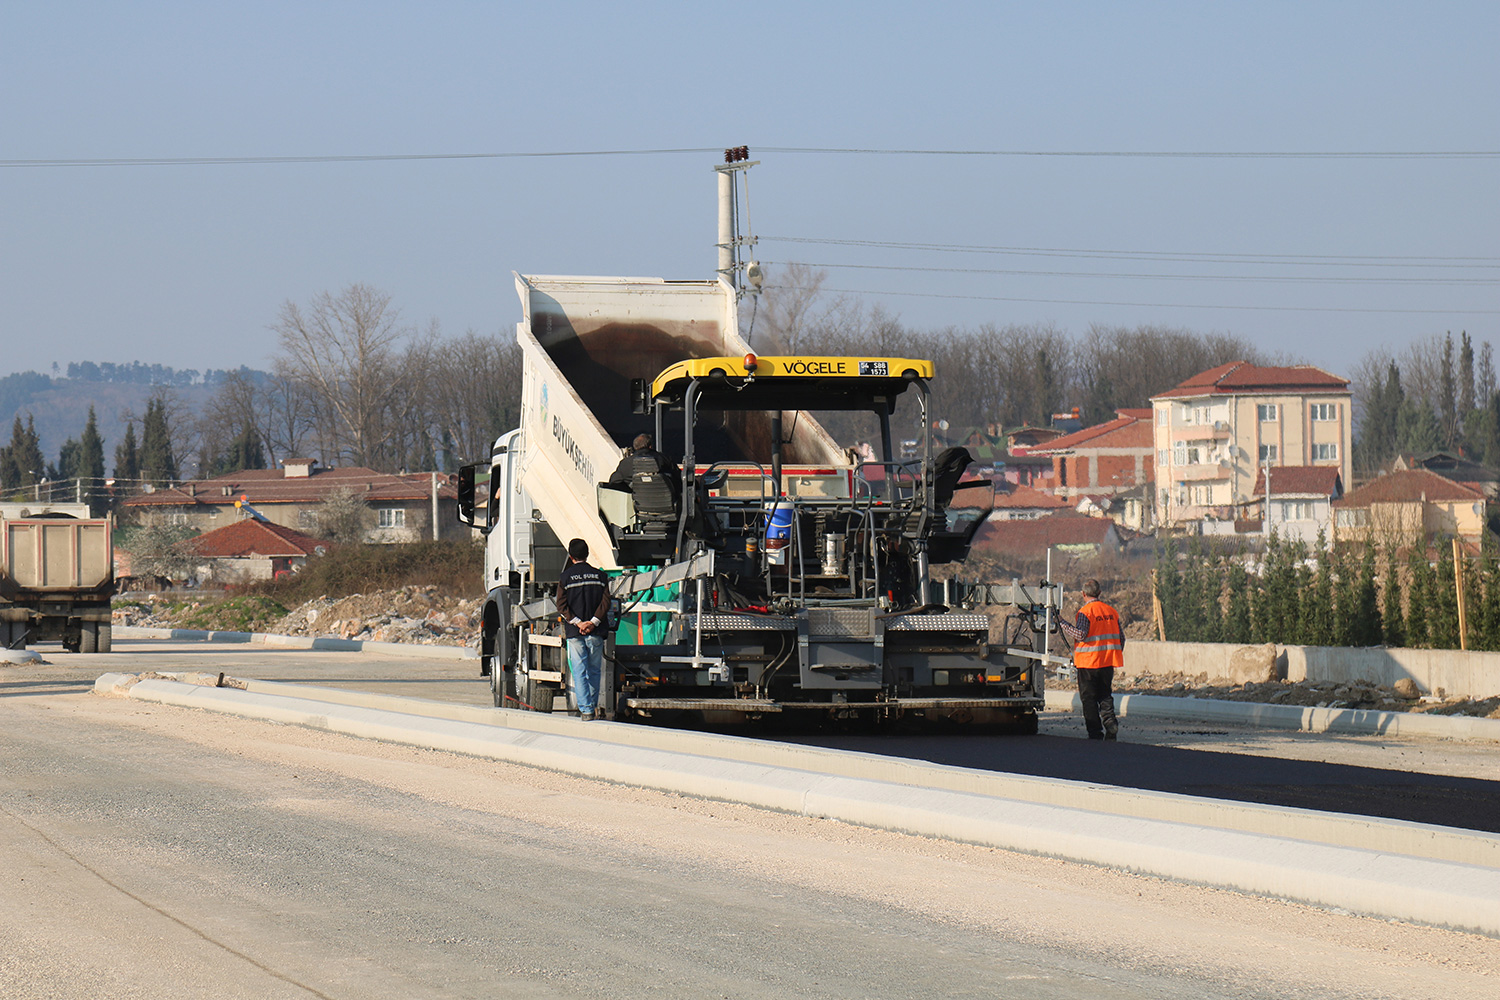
608,433,677,488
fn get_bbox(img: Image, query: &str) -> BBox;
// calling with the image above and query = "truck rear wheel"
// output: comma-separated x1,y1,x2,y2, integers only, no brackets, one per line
492,663,516,708
97,623,112,653
79,622,98,654
0,621,17,651
521,674,555,713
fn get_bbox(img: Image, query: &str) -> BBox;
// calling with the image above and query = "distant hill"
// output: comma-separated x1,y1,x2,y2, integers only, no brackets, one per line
0,364,269,479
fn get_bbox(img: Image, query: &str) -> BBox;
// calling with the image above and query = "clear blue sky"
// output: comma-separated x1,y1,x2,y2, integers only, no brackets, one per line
2,1,1495,379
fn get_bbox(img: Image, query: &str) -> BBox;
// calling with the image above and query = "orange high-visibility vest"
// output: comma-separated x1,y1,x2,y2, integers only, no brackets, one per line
1074,599,1124,670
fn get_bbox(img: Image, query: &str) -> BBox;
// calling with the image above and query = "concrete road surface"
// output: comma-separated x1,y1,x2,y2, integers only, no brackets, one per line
3,640,1500,997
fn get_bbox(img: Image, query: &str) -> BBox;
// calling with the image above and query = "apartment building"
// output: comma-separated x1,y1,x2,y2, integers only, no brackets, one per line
1151,361,1352,527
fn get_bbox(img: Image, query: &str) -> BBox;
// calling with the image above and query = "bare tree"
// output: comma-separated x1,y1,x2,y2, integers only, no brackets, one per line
749,263,862,354
273,284,433,470
421,330,524,468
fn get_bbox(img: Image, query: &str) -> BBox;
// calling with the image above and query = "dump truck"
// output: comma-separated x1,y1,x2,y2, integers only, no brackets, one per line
457,273,1060,729
0,502,115,652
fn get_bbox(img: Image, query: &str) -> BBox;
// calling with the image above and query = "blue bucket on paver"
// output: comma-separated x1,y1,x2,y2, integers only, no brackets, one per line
765,501,793,551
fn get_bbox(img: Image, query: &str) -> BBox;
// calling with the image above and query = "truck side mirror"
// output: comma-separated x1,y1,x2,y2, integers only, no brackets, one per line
456,464,482,529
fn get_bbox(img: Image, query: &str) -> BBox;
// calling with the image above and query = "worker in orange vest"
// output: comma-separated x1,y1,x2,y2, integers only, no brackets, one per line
1059,578,1123,740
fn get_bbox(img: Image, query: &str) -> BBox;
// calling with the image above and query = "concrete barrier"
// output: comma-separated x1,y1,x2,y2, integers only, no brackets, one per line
1128,638,1500,700
1124,640,1277,684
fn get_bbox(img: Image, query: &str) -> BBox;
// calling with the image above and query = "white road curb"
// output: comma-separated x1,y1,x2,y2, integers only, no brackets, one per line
113,625,475,660
95,672,1500,938
1045,690,1500,742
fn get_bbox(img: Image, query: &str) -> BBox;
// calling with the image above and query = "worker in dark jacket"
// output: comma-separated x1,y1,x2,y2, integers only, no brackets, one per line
1059,578,1124,740
608,433,675,486
554,538,611,721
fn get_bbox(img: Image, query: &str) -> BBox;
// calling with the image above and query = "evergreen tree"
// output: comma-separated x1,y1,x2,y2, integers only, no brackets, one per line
79,406,106,510
1381,544,1406,646
1430,541,1459,648
1439,332,1457,448
139,397,178,485
3,415,46,490
1459,331,1476,419
1302,534,1334,646
1177,541,1210,642
1032,348,1058,426
1351,544,1383,647
1479,534,1500,652
1406,547,1432,648
1223,559,1252,644
1462,542,1482,652
1328,540,1358,647
56,437,81,481
1395,401,1442,456
114,421,140,483
1154,541,1183,640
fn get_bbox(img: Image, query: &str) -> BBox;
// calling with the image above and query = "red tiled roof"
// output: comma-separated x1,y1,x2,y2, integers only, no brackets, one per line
970,514,1121,558
1333,469,1486,508
183,519,327,558
1116,408,1153,420
123,466,458,508
1251,466,1343,498
993,484,1070,510
1152,361,1349,400
1031,413,1152,453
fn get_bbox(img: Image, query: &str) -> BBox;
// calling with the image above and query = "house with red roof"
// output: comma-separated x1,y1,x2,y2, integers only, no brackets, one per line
181,518,328,583
1246,466,1344,546
969,513,1130,562
120,458,462,543
1029,408,1154,503
989,483,1071,521
1331,469,1489,546
1151,361,1351,529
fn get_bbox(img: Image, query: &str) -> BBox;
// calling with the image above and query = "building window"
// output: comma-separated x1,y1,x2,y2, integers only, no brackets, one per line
1257,404,1278,422
1181,405,1195,425
1281,500,1314,520
1157,449,1168,467
1258,444,1278,462
1336,509,1370,527
1156,408,1168,426
1310,403,1340,421
1173,442,1186,465
1313,443,1339,461
378,507,406,528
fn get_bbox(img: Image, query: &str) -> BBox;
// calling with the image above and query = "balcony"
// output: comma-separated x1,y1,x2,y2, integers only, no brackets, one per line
1170,421,1231,443
1174,461,1230,482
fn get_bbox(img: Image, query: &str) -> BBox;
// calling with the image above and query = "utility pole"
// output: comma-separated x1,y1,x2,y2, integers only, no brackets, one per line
714,146,761,296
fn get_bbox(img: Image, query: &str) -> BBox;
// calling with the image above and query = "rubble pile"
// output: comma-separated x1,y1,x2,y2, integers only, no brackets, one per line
272,586,480,646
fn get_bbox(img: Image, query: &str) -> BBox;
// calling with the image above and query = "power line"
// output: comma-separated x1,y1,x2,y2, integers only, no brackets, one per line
768,259,1500,286
758,147,1500,160
0,149,723,168
764,236,1500,269
776,284,1500,316
3,146,1498,168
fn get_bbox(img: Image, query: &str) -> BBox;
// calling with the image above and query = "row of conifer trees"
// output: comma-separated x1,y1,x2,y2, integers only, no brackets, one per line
1155,532,1500,651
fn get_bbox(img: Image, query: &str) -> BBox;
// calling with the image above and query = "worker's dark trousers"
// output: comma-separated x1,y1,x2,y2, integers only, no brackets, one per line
1077,666,1117,738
